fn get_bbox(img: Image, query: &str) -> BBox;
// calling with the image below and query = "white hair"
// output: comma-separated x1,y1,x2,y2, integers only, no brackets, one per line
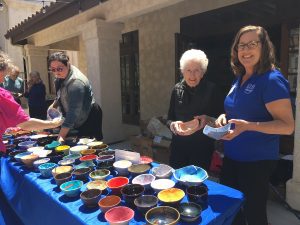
180,49,209,73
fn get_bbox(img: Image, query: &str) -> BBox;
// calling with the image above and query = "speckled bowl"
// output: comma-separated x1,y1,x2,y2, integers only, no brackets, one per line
128,164,151,177
89,169,110,180
33,158,51,171
60,180,83,197
52,165,73,177
86,180,107,191
80,189,102,208
38,162,57,178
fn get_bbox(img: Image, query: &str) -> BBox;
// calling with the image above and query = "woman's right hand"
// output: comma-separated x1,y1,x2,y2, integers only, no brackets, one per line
215,114,227,127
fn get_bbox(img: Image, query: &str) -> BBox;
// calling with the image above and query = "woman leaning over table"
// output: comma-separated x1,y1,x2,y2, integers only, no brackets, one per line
47,52,103,142
212,26,294,225
0,51,63,154
167,49,223,170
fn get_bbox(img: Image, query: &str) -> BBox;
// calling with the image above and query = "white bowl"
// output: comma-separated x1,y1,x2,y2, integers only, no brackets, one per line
151,164,174,179
69,145,88,154
113,160,132,176
27,146,45,153
132,174,156,190
150,179,175,193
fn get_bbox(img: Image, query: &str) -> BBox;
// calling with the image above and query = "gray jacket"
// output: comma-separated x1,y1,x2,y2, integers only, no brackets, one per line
56,65,95,129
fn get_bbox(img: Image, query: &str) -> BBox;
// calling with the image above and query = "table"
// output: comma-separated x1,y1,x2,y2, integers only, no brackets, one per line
0,156,244,225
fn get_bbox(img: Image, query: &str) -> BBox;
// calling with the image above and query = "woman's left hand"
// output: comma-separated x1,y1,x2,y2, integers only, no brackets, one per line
221,119,249,140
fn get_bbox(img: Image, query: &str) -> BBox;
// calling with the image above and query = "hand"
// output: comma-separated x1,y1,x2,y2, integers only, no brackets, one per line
51,117,63,127
221,119,249,140
170,121,184,135
194,115,215,129
57,136,65,144
215,114,227,127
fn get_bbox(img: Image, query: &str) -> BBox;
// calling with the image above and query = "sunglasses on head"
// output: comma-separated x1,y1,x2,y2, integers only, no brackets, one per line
49,67,64,73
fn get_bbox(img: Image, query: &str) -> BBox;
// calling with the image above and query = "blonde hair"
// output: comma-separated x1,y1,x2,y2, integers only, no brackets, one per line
0,51,12,72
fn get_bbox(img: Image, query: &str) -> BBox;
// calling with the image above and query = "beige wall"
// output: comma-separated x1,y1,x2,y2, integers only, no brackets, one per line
123,0,245,120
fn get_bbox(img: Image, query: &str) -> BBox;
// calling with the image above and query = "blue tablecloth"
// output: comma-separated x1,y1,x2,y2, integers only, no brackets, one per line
0,157,244,225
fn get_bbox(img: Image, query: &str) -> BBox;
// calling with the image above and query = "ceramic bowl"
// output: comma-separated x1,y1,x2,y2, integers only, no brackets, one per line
86,180,107,191
140,156,153,165
45,141,61,150
5,144,16,153
150,179,175,193
106,177,129,195
87,141,104,149
113,160,132,176
54,172,72,186
64,136,78,147
145,206,180,225
89,169,110,180
128,164,151,177
121,184,145,207
186,184,208,205
55,145,70,155
33,158,51,170
97,155,115,169
134,195,158,215
60,180,83,197
77,138,95,145
80,189,102,208
28,148,52,158
27,146,44,153
14,151,31,162
47,151,65,163
173,165,208,187
69,145,88,154
38,162,57,178
104,206,134,225
75,161,96,170
63,153,82,164
80,149,96,156
30,134,48,140
157,188,185,206
132,174,155,190
58,158,75,166
20,154,39,167
98,150,115,156
8,150,26,160
52,165,73,177
18,141,37,150
98,195,121,213
36,137,53,146
72,167,91,181
151,164,174,179
79,154,98,162
178,202,202,222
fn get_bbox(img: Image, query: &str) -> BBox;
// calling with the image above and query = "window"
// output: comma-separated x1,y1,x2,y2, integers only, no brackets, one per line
120,31,140,125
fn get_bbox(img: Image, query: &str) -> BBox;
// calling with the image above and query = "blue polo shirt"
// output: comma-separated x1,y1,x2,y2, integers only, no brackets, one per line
224,69,290,161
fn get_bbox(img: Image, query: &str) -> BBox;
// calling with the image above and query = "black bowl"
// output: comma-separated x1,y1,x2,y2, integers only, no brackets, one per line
80,189,102,208
47,151,64,164
145,206,180,225
134,195,158,214
72,167,91,182
121,184,145,207
186,184,208,205
178,202,202,222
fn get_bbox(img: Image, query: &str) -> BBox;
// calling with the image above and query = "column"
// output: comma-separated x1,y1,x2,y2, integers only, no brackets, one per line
286,25,300,210
23,45,50,93
78,19,124,143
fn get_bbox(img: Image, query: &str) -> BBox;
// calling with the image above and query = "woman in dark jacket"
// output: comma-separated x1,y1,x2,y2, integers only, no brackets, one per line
24,71,47,120
167,49,223,170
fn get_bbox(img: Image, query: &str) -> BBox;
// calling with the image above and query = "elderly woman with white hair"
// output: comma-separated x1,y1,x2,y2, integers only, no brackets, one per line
167,49,223,169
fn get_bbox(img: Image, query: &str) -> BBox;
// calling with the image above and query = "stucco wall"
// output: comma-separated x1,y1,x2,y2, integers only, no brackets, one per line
123,0,245,120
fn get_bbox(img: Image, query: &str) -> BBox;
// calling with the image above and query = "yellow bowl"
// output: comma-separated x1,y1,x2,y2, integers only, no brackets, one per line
158,188,185,206
52,165,73,177
55,145,70,155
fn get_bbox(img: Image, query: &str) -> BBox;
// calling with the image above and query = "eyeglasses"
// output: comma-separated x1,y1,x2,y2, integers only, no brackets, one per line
49,67,64,73
237,40,260,51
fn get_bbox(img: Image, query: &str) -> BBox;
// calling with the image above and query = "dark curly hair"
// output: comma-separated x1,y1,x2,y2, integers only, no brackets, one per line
231,25,276,76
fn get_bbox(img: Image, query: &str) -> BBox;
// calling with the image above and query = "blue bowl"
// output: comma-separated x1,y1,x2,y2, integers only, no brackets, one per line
173,165,208,187
63,153,82,164
14,151,31,162
60,180,83,197
18,141,37,150
33,158,51,171
38,162,57,178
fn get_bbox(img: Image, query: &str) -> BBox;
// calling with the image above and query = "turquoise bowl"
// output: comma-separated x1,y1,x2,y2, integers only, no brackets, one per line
38,162,57,178
60,180,83,197
63,153,82,164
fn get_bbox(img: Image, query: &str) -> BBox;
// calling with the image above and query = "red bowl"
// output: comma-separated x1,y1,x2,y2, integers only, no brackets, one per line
80,154,98,162
105,206,134,225
140,156,153,164
106,177,129,195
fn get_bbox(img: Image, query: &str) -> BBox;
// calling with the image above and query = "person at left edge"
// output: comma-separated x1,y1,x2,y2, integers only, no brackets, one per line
47,52,103,142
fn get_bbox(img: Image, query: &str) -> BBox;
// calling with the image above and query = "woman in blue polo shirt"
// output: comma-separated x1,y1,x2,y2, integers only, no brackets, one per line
215,26,294,225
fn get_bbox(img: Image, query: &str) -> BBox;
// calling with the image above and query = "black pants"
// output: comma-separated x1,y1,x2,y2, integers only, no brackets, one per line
220,157,277,225
77,103,103,140
29,106,47,120
169,134,214,170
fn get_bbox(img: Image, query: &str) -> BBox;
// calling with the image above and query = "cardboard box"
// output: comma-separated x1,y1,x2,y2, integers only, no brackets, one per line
153,146,170,164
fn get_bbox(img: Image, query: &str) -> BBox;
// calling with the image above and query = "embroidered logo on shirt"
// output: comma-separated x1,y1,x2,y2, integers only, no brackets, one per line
244,84,256,94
